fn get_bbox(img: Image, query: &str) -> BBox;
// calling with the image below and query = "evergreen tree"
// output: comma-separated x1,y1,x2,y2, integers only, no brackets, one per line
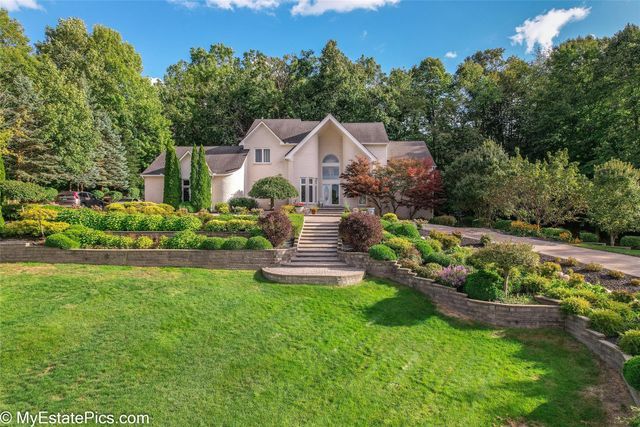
163,146,181,208
92,110,129,189
189,144,201,208
0,155,5,182
199,145,212,211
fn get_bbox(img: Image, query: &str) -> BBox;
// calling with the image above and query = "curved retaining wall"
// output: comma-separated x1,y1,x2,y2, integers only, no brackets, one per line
0,242,295,270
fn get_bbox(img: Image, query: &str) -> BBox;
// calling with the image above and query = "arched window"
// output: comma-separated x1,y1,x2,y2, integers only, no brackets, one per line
322,154,339,164
322,154,340,180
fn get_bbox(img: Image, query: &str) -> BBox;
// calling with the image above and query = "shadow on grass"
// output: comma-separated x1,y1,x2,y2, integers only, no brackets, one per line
363,284,437,326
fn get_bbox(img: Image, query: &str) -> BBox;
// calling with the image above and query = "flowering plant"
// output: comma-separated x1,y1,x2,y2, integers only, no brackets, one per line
436,265,469,288
294,202,305,207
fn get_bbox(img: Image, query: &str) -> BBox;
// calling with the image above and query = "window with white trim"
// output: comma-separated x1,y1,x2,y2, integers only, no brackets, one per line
255,148,271,163
182,179,190,202
358,195,367,206
300,177,317,203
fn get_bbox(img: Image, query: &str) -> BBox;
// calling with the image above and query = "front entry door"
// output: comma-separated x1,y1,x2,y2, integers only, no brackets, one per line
322,183,340,206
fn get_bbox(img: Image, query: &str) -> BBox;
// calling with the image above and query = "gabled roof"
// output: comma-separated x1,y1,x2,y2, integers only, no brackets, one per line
142,146,249,176
388,141,434,163
246,118,390,144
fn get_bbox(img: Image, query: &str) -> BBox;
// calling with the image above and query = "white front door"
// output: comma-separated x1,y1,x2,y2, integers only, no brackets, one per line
322,183,340,206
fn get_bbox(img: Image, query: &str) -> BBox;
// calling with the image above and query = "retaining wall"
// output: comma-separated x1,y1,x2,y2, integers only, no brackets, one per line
0,242,295,270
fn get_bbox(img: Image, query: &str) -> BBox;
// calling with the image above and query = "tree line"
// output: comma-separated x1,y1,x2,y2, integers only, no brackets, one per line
1,10,639,195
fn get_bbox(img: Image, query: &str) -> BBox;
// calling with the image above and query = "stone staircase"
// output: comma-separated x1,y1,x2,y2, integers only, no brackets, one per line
288,215,343,267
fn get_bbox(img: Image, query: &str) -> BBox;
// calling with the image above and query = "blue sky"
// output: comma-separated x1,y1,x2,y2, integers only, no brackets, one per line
4,0,639,78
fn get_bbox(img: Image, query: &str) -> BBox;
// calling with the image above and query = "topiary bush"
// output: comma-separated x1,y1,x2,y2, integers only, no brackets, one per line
620,330,640,356
381,213,398,222
624,356,640,390
463,270,504,301
560,297,591,316
45,233,80,249
245,236,273,250
257,210,292,247
589,309,625,337
388,221,421,239
338,212,383,252
369,244,397,261
579,231,599,242
621,236,640,249
430,215,457,226
229,197,259,210
199,237,225,250
222,236,248,250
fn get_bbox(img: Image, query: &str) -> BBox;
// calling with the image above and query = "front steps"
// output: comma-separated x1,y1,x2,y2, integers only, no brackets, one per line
261,213,365,285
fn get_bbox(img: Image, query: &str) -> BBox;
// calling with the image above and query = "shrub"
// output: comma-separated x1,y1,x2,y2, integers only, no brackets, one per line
0,180,50,203
509,220,540,237
413,240,435,262
121,214,146,231
192,236,221,250
468,242,539,292
214,202,230,214
518,274,550,295
471,218,492,228
621,236,640,249
480,234,492,246
229,197,259,210
140,214,164,231
584,262,603,272
178,202,195,213
436,265,469,288
463,270,504,301
493,219,512,231
222,236,248,250
280,204,295,214
589,309,625,337
428,230,460,250
567,272,586,287
1,220,69,237
624,357,640,390
0,206,4,230
385,237,416,258
541,227,571,240
203,219,258,233
630,279,640,287
560,297,591,316
369,244,397,261
388,221,421,239
248,176,298,210
92,189,105,200
424,238,442,252
609,270,626,279
414,263,443,279
258,210,292,247
430,215,456,226
161,215,202,231
106,203,125,212
382,213,398,222
610,290,635,304
45,233,80,249
245,236,273,250
561,257,579,267
539,261,562,278
133,236,154,249
163,230,204,249
579,231,599,242
424,251,453,267
57,208,104,229
338,212,383,252
620,331,640,356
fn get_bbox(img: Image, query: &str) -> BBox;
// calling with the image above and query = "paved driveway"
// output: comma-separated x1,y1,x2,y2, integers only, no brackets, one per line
423,224,640,278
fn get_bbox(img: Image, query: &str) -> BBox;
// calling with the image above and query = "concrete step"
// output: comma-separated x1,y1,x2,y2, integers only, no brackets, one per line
294,253,339,259
261,266,365,286
290,257,340,262
287,261,349,267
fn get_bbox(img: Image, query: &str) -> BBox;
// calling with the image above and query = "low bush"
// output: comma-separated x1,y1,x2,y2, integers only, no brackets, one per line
385,237,414,257
133,236,154,249
509,220,540,237
621,236,640,249
436,265,469,288
229,197,259,210
0,180,51,203
161,215,202,232
45,233,80,249
140,214,164,231
280,204,295,214
610,290,635,304
608,270,626,279
567,272,586,287
471,218,492,228
579,231,599,243
463,270,504,301
480,234,492,246
539,261,562,278
2,220,69,237
424,251,453,267
430,215,457,226
258,211,292,247
493,219,512,231
162,230,204,249
214,202,230,214
630,279,640,287
203,219,258,233
413,239,435,262
517,274,550,295
584,262,603,272
620,330,640,356
381,213,398,222
178,202,195,213
222,236,248,250
561,257,579,267
245,236,273,250
589,309,625,337
199,237,225,250
414,262,443,279
560,297,591,316
369,244,397,261
428,230,460,250
541,227,572,241
339,212,383,252
624,356,640,390
388,221,421,239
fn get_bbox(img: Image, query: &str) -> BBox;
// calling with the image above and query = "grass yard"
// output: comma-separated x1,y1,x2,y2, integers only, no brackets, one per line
0,263,609,426
577,242,640,258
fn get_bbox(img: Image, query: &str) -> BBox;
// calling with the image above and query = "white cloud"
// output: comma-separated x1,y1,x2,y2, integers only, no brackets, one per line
0,0,41,11
444,51,457,59
205,0,280,10
148,77,162,85
291,0,399,16
361,30,368,39
511,7,590,54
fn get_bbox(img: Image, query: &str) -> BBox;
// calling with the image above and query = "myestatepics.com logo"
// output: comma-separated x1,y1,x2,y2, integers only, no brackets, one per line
0,410,150,426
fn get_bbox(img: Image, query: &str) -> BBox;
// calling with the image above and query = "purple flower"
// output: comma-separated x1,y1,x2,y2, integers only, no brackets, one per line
436,265,469,288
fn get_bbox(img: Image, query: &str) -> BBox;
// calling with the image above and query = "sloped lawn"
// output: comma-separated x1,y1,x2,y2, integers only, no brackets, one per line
0,263,606,426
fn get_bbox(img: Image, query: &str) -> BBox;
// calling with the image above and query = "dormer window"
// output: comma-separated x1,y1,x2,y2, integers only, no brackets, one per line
255,148,270,164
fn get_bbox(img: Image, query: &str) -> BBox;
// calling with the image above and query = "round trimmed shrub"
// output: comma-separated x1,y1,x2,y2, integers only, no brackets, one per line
430,215,457,226
579,231,599,243
245,236,273,250
385,237,414,258
339,212,383,252
229,197,259,210
257,210,292,248
388,222,421,239
413,239,435,262
222,236,248,250
621,236,640,249
624,356,640,390
424,251,453,267
518,274,550,295
463,270,504,301
428,230,461,250
199,237,225,250
215,202,230,214
369,244,397,261
163,230,204,249
414,262,443,279
134,236,154,249
538,261,562,278
589,309,625,337
45,233,80,249
560,297,591,316
382,213,398,222
620,330,640,356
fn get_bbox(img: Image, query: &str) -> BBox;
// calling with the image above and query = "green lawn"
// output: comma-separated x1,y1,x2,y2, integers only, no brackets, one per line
0,263,606,426
577,242,640,257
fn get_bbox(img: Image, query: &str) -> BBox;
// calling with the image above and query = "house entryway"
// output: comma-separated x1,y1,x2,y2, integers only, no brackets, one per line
322,183,340,206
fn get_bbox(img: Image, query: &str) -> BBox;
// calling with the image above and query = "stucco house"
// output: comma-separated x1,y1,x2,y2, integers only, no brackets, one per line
142,114,434,214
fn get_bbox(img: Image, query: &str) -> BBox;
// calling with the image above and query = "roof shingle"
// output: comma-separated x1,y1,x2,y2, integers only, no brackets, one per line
142,146,249,176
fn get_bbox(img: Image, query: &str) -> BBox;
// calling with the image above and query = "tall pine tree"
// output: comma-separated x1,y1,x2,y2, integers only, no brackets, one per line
189,145,201,209
199,146,211,211
92,110,129,189
163,146,181,208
